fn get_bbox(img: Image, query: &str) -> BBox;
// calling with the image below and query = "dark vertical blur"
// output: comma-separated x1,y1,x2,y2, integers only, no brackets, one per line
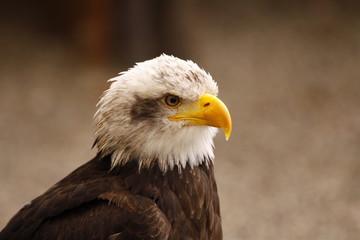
0,0,189,66
2,0,360,66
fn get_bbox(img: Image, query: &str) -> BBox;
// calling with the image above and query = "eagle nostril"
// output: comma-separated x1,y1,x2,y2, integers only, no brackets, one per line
203,103,210,107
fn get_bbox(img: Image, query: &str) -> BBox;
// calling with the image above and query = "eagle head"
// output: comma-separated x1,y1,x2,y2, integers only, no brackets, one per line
94,54,232,171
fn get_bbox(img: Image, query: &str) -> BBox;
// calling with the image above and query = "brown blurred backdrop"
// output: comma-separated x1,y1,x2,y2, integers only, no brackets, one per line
1,0,360,239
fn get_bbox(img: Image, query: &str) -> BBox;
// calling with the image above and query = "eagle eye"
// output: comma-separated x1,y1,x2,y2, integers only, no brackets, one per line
164,94,181,108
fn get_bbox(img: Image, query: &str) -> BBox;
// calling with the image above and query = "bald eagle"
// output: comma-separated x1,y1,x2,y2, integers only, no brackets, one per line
0,55,232,240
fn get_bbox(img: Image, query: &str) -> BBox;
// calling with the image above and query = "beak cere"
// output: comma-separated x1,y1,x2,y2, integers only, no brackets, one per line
168,94,232,140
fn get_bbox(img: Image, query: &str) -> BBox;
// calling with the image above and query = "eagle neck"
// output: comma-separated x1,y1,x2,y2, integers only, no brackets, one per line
101,126,218,173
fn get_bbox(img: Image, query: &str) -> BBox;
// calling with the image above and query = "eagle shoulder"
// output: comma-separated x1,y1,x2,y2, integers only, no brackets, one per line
0,155,170,240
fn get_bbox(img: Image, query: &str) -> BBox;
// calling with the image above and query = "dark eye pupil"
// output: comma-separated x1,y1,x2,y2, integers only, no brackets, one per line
170,97,177,103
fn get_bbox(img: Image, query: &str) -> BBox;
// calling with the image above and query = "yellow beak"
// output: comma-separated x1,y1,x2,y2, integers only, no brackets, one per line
168,94,232,140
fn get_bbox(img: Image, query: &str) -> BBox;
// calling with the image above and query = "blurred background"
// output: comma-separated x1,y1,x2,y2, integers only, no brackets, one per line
1,0,360,239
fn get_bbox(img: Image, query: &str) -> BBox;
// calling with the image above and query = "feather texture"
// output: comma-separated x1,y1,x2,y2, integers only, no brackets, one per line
0,154,222,240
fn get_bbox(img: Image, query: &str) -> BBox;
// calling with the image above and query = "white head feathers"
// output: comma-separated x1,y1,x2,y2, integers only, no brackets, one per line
94,54,219,172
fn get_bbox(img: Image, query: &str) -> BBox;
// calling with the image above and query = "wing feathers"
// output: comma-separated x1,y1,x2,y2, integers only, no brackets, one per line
99,192,171,239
